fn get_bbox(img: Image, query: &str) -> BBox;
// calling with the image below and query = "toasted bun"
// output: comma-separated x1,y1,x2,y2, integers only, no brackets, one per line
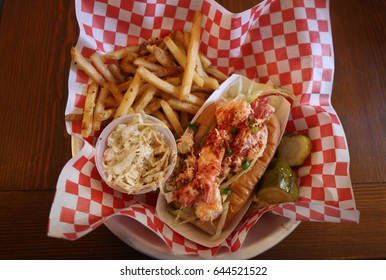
172,114,281,235
222,114,280,228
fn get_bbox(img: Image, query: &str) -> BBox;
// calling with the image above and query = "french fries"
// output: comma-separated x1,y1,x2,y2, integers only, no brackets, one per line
66,10,229,137
167,98,201,115
90,53,118,83
163,35,204,87
133,84,158,112
115,72,143,119
136,65,179,96
71,48,105,84
160,100,184,136
81,82,98,137
104,45,139,60
93,83,110,131
180,11,203,100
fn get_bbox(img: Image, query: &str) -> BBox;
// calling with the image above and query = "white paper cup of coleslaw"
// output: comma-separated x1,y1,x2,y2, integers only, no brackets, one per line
95,113,177,195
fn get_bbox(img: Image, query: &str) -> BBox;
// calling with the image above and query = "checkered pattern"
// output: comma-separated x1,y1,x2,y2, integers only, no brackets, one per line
51,0,360,257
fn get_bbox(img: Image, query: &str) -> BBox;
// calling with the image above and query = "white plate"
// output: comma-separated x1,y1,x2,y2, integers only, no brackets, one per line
104,212,300,259
71,137,300,259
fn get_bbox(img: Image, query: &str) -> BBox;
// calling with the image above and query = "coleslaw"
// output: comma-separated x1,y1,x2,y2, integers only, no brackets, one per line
102,114,173,194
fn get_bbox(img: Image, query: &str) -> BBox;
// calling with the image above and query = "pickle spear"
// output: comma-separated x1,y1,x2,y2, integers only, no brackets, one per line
254,160,299,206
277,133,312,167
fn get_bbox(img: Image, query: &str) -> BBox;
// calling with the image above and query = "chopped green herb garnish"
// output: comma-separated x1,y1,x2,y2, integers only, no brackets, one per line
225,148,232,157
251,126,260,134
241,159,251,170
221,188,232,195
248,117,253,126
231,126,240,135
187,122,200,132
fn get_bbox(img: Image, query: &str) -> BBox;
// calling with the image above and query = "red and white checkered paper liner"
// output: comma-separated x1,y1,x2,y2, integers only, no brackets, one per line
49,0,360,257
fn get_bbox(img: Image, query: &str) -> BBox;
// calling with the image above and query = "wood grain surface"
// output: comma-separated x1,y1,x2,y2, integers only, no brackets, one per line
0,0,385,260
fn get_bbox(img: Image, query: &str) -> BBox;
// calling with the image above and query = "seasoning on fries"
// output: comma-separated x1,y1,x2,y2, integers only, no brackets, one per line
81,82,98,137
66,10,229,137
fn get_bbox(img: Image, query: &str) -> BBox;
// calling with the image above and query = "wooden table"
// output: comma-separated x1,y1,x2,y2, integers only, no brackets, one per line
0,0,385,260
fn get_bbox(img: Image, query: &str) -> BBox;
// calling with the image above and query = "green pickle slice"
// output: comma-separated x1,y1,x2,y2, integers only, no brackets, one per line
277,133,312,167
255,159,299,206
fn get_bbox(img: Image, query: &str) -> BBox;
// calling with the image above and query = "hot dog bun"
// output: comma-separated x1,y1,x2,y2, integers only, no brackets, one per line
222,114,280,228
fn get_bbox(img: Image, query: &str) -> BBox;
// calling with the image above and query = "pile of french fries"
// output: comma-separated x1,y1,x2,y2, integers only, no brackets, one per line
65,11,229,138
